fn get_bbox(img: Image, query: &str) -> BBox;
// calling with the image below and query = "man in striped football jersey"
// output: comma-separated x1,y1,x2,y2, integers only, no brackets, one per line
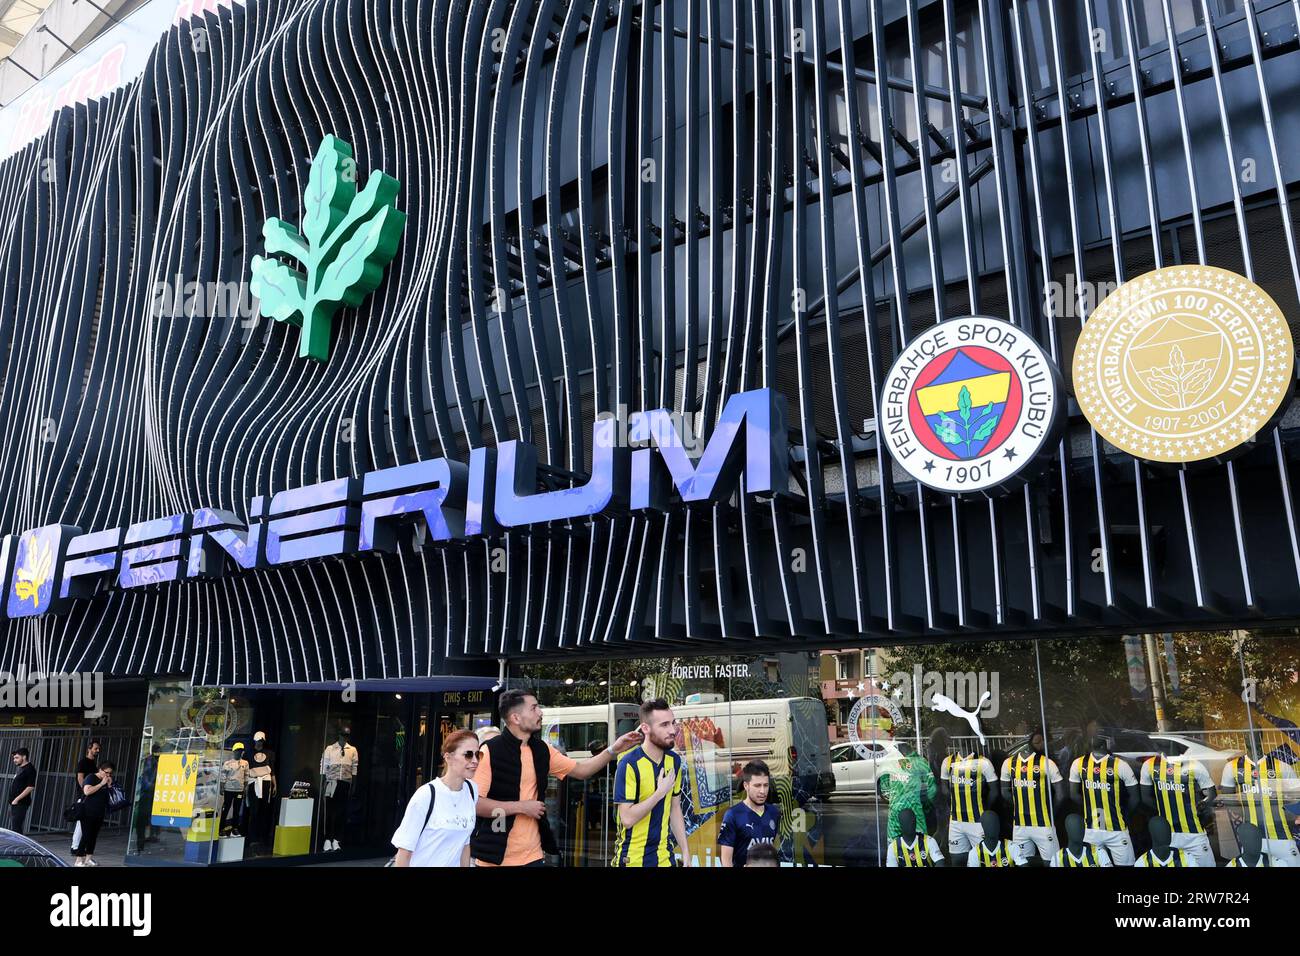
1134,817,1197,867
941,749,998,864
1068,738,1137,865
1140,751,1215,867
1000,731,1064,865
1219,754,1300,866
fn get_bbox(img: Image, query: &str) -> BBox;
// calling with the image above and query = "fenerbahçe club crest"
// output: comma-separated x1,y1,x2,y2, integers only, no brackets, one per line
882,317,1064,495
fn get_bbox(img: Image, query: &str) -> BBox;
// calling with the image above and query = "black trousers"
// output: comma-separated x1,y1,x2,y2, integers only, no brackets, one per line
221,792,246,832
323,780,351,841
73,815,104,856
246,791,273,844
9,802,28,835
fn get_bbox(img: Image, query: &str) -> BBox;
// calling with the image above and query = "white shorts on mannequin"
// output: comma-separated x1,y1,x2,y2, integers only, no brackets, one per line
1083,827,1135,865
1010,825,1059,864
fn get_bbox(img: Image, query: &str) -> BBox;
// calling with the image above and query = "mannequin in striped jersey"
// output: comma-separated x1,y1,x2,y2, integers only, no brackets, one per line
1067,737,1138,865
967,810,1019,867
1135,817,1198,867
1226,823,1270,868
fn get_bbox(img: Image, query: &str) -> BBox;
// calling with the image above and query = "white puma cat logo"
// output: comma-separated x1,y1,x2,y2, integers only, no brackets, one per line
930,691,991,745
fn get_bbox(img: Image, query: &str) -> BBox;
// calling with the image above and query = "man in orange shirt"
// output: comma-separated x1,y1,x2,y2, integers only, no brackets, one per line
471,689,642,866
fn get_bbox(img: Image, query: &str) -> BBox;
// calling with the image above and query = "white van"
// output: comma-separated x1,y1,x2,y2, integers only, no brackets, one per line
541,703,640,757
542,697,834,799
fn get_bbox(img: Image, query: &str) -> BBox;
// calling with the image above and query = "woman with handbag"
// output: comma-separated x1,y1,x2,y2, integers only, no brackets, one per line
71,760,116,867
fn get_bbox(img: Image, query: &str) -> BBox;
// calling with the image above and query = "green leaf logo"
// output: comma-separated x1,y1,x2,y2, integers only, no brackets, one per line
249,135,407,361
958,385,973,424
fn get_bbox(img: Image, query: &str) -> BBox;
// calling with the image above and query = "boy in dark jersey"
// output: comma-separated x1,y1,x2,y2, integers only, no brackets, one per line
719,760,782,867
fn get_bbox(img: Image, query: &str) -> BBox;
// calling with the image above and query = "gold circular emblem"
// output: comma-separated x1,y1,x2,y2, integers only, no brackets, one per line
1071,265,1295,463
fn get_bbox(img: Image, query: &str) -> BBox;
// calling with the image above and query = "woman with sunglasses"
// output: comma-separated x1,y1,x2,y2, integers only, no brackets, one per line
391,730,481,867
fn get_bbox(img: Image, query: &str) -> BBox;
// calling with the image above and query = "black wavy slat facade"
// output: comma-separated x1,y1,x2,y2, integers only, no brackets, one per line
2,0,1300,685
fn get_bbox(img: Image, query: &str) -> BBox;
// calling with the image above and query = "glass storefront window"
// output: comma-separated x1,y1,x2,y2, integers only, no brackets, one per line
127,682,415,864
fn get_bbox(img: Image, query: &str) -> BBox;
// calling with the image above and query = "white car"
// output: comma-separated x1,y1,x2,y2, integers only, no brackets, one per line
1115,732,1244,783
829,740,905,797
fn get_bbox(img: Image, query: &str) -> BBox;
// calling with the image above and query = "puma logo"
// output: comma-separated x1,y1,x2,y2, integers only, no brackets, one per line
930,691,991,745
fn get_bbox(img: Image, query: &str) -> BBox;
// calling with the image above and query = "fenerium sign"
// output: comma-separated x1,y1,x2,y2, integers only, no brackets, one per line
0,389,787,621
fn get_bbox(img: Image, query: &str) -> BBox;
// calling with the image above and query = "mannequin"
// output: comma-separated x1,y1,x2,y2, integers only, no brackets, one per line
1068,735,1138,865
1218,753,1299,866
885,809,945,867
940,750,999,866
220,742,250,836
1135,816,1196,867
1051,813,1110,866
999,731,1066,865
967,810,1017,868
320,724,359,852
1227,822,1270,867
1139,748,1216,867
245,731,277,847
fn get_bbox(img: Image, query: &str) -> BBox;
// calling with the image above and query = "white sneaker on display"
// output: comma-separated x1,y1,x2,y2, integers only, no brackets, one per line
74,858,84,867
86,858,98,867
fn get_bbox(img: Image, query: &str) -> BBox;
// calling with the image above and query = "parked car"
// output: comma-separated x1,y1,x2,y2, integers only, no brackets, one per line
1005,727,1243,782
829,739,905,797
0,828,68,867
1117,733,1244,783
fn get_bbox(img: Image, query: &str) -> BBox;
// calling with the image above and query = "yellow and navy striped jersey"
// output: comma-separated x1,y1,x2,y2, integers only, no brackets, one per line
1069,754,1136,831
969,840,1017,868
610,746,684,867
1140,755,1211,834
1226,855,1270,867
1136,848,1193,868
1220,756,1296,842
1051,845,1109,867
1000,753,1061,828
888,835,940,867
941,753,997,824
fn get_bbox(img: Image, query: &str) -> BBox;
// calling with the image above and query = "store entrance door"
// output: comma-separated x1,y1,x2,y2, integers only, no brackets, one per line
416,690,495,787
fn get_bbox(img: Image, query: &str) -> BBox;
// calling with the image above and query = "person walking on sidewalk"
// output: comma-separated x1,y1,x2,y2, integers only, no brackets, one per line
8,748,36,835
391,730,481,867
611,698,692,868
471,689,642,867
75,740,100,794
71,760,115,867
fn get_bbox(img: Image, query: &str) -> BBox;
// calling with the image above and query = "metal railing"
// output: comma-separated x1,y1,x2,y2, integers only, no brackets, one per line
0,727,138,834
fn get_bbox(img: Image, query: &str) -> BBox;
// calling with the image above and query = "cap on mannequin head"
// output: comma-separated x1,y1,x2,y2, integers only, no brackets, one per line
232,742,245,756
1064,813,1085,846
253,731,266,749
897,808,919,839
1148,815,1172,851
1236,822,1263,860
980,810,1000,844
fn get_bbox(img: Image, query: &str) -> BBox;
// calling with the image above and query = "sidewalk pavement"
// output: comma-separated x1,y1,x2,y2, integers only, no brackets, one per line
27,827,388,866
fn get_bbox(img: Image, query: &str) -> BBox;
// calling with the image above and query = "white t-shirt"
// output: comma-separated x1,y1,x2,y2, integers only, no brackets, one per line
391,778,478,867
